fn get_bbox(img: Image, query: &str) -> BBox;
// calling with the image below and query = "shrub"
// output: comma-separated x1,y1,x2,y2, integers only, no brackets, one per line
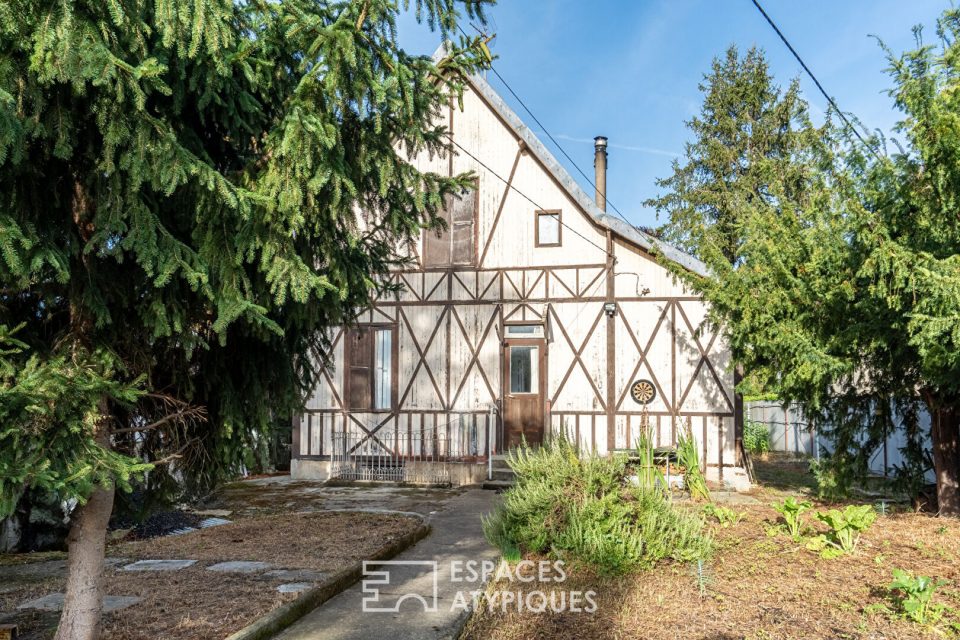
771,497,812,539
743,420,770,455
806,504,876,558
483,434,712,574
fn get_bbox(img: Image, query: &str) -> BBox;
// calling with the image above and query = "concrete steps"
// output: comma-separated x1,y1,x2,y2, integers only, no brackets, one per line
482,455,515,491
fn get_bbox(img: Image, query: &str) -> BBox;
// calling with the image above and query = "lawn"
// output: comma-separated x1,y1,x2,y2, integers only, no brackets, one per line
1,510,420,640
464,455,960,640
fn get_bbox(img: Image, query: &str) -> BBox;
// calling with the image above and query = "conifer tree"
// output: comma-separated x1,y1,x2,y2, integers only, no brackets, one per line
651,17,960,515
0,1,491,637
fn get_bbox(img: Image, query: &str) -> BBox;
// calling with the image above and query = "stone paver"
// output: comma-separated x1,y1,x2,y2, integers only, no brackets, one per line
18,593,140,613
207,560,271,573
261,569,329,583
122,559,196,571
277,583,313,594
274,488,498,640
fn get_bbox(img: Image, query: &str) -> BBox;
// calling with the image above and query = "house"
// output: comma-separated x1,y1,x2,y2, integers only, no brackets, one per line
292,56,750,490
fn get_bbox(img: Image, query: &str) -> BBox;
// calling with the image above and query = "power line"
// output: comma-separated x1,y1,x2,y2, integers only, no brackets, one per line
457,25,642,231
446,135,612,257
749,0,884,161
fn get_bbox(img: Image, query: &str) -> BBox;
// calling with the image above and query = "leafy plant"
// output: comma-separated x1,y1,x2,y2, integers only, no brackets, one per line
888,569,948,624
743,420,771,455
806,505,876,558
676,420,710,501
483,434,712,574
771,497,812,539
703,504,744,527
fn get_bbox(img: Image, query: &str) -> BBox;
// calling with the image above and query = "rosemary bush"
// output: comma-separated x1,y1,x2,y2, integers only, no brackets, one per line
483,434,712,574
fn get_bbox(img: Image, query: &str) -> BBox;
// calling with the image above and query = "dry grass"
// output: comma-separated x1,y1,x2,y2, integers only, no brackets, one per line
464,464,960,640
1,510,420,640
112,510,417,571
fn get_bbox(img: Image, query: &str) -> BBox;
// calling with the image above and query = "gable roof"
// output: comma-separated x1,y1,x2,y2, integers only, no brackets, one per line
433,45,710,277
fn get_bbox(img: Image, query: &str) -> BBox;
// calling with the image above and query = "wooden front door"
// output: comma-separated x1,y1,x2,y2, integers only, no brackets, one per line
503,338,546,449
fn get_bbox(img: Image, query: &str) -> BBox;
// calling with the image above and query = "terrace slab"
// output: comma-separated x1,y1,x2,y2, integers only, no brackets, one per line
121,559,196,571
206,561,271,573
277,582,313,594
18,593,140,613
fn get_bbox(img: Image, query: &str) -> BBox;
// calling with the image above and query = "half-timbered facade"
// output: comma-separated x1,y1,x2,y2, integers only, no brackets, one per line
293,58,750,490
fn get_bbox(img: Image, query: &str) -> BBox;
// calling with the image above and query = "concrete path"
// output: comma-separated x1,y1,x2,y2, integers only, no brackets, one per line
274,489,499,640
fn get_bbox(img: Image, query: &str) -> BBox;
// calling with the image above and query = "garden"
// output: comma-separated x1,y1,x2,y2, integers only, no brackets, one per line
468,433,960,639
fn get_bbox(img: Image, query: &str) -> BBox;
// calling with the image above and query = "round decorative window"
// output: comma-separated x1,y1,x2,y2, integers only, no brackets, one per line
630,379,656,405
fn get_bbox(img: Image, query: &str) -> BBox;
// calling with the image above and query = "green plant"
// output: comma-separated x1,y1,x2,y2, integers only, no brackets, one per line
703,504,744,527
771,497,812,539
676,420,710,501
888,568,948,624
482,434,712,574
692,559,713,598
806,505,876,558
633,418,667,493
743,420,771,455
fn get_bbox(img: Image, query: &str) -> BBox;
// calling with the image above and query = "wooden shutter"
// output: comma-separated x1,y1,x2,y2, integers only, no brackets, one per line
423,206,451,267
347,329,373,410
422,189,476,267
451,189,476,266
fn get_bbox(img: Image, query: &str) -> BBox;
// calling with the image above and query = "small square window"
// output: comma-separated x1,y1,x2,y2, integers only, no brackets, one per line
535,210,561,247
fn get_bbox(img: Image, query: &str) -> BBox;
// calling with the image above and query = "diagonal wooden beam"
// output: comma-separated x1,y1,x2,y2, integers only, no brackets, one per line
548,307,606,410
449,307,499,406
397,306,448,408
675,303,733,411
478,147,523,267
614,304,672,411
346,413,395,455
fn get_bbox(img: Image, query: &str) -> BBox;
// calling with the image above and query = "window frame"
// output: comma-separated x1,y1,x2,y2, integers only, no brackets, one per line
343,324,398,412
534,209,562,248
422,187,479,269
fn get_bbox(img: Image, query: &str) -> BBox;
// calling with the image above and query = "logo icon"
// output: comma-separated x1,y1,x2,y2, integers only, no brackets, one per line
361,560,439,612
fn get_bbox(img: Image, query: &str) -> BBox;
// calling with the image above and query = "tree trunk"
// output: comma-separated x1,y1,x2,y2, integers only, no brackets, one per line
928,397,960,517
53,482,115,640
55,401,115,640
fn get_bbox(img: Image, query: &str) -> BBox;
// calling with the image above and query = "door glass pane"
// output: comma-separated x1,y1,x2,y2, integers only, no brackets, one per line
374,329,392,409
509,346,538,394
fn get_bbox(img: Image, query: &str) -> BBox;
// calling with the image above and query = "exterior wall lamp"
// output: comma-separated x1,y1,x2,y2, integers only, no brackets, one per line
603,302,617,317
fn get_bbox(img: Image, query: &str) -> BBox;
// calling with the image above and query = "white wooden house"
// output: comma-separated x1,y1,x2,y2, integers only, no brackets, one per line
292,58,750,490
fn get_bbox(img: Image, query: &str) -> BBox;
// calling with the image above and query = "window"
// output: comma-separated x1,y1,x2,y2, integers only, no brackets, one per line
509,346,539,394
535,210,561,247
346,327,394,410
423,188,477,267
505,324,544,338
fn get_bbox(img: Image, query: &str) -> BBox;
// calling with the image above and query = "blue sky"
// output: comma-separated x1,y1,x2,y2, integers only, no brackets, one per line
398,0,947,229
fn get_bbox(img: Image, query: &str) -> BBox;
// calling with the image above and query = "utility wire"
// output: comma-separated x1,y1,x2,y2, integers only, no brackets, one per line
457,24,642,231
446,135,612,257
749,0,884,161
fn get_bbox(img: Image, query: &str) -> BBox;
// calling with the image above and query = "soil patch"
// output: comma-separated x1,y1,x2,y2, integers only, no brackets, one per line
1,510,421,640
464,458,960,640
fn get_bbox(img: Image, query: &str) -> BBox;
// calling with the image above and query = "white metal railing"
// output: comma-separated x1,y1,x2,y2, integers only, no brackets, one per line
329,415,487,484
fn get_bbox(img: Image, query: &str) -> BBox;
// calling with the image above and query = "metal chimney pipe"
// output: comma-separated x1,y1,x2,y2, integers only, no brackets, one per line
593,136,608,211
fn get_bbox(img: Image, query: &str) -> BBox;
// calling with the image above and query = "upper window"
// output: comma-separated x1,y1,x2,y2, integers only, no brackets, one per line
505,324,544,338
346,326,394,411
535,210,561,247
423,188,477,267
